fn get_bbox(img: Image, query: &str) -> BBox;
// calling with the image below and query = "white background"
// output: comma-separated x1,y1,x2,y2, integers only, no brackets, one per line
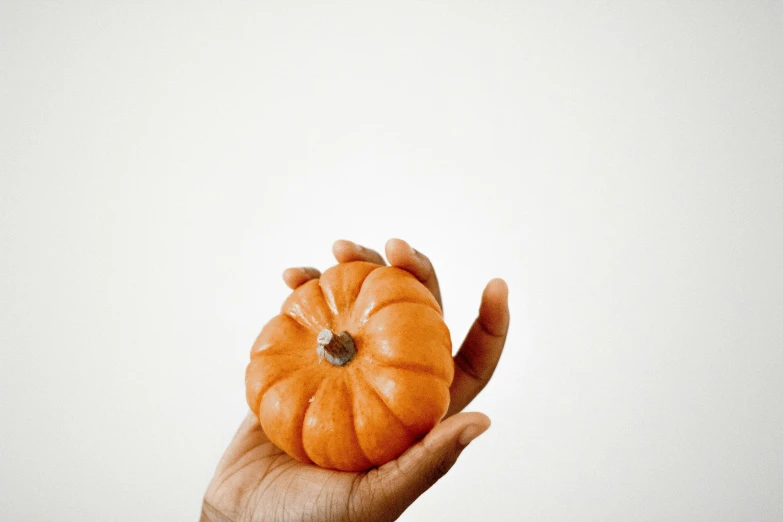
2,1,782,521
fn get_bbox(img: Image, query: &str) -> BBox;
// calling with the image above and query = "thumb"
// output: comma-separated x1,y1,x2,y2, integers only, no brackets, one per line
371,412,491,517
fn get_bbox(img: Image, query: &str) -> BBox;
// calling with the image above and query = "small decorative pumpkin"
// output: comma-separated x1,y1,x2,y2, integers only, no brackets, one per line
245,261,454,471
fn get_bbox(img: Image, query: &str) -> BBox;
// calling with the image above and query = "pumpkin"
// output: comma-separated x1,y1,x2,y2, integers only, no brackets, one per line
245,261,454,471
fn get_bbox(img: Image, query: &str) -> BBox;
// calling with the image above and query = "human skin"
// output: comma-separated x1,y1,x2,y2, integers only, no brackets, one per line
201,238,510,522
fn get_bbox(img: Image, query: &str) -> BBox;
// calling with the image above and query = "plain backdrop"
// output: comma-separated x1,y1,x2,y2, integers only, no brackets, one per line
2,1,782,521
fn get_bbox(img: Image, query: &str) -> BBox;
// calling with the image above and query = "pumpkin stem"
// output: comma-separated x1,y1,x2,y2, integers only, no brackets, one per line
317,329,356,366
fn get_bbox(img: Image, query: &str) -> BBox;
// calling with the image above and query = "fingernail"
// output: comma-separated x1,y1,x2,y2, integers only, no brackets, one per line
458,424,488,446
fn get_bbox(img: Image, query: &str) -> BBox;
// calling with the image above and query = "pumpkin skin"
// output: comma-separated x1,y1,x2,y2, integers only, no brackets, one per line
245,261,454,471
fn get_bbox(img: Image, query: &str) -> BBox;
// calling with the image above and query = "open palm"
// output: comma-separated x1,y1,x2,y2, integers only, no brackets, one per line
202,239,510,522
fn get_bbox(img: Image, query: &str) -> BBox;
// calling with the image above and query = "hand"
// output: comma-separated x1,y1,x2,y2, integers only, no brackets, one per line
202,239,510,522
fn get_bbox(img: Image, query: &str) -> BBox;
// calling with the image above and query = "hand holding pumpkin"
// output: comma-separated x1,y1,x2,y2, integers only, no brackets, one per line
202,239,510,522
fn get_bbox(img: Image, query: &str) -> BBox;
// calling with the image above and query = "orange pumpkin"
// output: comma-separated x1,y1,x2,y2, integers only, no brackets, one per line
245,261,454,471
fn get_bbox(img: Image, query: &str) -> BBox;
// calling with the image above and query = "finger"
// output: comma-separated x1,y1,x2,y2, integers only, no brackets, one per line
385,238,442,310
446,278,509,417
332,240,386,265
365,412,491,519
282,267,321,289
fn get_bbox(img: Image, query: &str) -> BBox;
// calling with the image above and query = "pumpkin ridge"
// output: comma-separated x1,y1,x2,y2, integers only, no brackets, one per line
246,353,312,398
355,268,371,295
282,309,328,335
355,301,452,368
368,360,452,384
251,314,315,357
299,375,327,465
320,262,381,325
349,369,412,467
356,298,442,330
252,365,318,415
354,367,417,437
345,372,374,467
352,263,382,311
251,339,313,359
318,272,339,317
